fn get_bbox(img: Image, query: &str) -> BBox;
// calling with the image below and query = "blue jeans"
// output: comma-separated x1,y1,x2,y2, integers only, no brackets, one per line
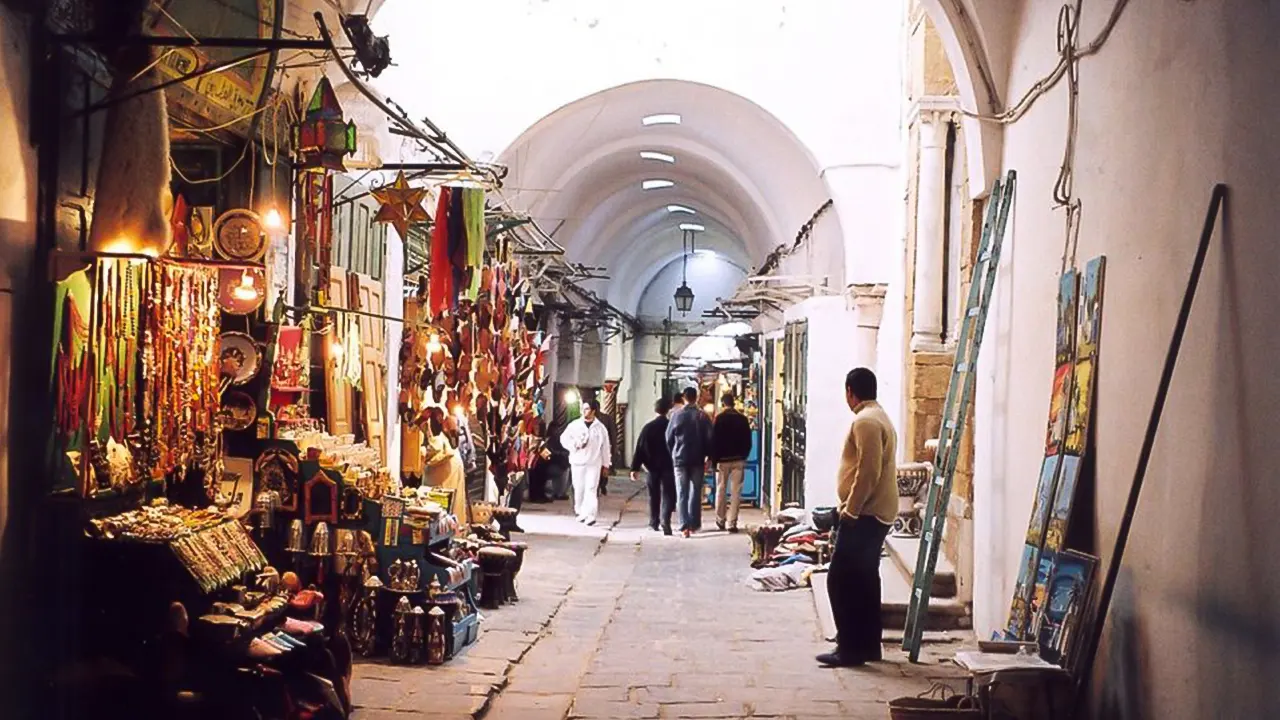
674,465,703,531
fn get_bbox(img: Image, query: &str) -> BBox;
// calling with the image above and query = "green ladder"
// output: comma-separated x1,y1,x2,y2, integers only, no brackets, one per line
902,170,1016,662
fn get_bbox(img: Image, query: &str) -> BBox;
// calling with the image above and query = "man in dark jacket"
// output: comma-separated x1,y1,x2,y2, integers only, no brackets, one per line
665,386,712,537
631,397,676,534
710,392,753,532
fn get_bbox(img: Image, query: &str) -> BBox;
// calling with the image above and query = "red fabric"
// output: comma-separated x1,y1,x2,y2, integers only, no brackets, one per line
429,188,453,316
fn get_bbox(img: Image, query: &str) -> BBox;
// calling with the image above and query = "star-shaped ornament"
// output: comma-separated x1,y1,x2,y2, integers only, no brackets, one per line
371,171,430,239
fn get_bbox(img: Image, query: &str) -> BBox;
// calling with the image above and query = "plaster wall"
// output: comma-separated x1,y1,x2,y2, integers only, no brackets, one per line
967,2,1280,716
0,3,35,562
783,296,860,511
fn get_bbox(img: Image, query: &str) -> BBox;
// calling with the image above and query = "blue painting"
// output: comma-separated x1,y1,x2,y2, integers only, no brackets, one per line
1036,550,1099,664
1026,455,1061,546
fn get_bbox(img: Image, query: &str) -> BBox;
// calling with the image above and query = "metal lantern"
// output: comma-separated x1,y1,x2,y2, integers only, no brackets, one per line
285,519,306,553
673,282,695,314
295,77,357,172
309,521,332,556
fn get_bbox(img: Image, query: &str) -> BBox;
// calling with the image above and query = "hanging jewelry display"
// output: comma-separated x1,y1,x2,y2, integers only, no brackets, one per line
141,261,220,481
212,209,268,263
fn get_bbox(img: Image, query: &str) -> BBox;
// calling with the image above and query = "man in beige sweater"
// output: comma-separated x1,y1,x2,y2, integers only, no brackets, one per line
817,367,898,667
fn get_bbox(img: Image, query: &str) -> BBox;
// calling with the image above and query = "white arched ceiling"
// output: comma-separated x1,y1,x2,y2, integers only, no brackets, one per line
492,79,843,314
637,253,749,320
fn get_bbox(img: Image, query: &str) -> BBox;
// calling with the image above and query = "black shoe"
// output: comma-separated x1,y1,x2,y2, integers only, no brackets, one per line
728,526,740,534
663,527,673,536
650,525,660,532
816,652,868,668
716,520,726,531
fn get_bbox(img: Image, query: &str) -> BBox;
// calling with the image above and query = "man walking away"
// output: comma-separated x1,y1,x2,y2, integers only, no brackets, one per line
631,397,676,535
818,367,898,667
710,392,753,533
561,400,612,525
666,387,712,537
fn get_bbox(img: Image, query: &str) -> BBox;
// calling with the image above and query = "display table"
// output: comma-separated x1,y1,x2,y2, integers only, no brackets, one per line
952,650,1068,697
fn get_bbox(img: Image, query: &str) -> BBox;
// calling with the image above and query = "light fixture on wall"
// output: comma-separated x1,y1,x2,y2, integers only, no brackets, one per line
640,151,676,163
642,179,675,191
674,227,697,315
678,223,705,232
642,113,681,126
666,205,696,214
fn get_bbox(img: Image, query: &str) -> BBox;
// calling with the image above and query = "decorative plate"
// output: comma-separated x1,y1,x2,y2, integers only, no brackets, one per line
217,266,267,315
213,209,267,262
217,332,262,386
218,390,257,431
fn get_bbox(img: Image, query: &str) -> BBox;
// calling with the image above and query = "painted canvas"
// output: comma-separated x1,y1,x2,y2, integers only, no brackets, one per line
1054,270,1080,365
1026,455,1061,546
1036,550,1099,664
1028,553,1057,633
1065,357,1094,454
1076,257,1107,358
1046,364,1073,455
1007,543,1041,638
1044,455,1082,553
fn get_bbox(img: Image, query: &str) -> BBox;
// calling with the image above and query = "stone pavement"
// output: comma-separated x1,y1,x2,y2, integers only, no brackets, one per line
352,476,969,719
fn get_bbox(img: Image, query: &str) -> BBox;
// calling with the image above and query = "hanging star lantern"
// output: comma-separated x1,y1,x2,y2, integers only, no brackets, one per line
371,171,430,239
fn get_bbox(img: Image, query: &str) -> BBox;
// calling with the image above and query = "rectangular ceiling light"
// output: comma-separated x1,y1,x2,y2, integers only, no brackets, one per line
679,223,706,232
666,205,696,214
642,113,682,126
640,151,676,163
642,179,675,190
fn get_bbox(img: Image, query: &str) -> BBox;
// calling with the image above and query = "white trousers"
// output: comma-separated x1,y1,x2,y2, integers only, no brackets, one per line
571,463,602,522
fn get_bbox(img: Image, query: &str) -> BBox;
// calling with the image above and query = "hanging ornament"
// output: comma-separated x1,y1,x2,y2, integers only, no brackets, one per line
371,171,430,240
295,77,357,173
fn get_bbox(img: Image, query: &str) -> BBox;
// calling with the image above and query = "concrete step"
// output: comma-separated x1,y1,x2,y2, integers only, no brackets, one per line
810,557,971,637
885,534,957,600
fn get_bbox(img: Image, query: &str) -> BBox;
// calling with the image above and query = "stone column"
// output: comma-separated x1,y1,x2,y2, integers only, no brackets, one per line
848,283,888,370
911,111,950,351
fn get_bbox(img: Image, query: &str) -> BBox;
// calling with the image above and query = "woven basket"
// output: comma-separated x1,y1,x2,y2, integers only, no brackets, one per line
888,695,982,720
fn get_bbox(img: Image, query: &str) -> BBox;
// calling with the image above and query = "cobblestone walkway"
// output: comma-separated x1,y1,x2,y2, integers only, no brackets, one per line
352,477,967,720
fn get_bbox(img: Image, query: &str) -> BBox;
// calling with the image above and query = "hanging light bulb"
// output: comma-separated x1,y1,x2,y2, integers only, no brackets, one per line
232,270,260,301
426,332,442,353
564,389,579,405
263,207,285,230
330,339,345,358
452,404,467,422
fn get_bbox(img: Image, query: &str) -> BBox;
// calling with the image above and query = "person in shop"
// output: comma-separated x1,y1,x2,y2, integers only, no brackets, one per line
818,367,898,668
666,386,713,537
423,409,471,523
710,391,753,533
560,399,612,525
630,396,676,535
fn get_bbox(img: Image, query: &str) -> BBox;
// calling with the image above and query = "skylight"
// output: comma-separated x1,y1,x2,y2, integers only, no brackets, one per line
679,223,706,232
642,113,681,126
666,205,696,215
640,151,676,164
642,179,675,190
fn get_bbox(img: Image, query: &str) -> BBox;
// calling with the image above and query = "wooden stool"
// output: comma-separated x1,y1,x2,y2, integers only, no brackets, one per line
498,542,527,602
478,545,506,607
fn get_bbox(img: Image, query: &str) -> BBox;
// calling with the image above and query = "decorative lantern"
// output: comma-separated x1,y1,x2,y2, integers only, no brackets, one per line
426,606,447,665
673,282,695,314
295,77,357,173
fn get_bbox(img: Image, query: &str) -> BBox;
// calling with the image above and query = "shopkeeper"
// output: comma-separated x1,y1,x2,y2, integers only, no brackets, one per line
423,409,470,522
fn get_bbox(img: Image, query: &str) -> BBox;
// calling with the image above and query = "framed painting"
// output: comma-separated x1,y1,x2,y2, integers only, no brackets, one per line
1045,455,1082,554
303,471,339,525
1036,550,1099,664
1006,542,1041,639
1026,455,1061,547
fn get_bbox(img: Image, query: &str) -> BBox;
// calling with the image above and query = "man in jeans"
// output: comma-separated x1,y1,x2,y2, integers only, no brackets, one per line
818,367,898,667
665,387,712,537
710,392,753,533
630,397,676,535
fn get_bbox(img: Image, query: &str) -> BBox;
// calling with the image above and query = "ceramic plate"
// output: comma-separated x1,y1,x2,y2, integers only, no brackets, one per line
218,332,261,386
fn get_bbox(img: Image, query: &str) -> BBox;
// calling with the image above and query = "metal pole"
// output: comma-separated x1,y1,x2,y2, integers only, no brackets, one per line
53,34,329,50
1072,184,1227,715
71,48,272,118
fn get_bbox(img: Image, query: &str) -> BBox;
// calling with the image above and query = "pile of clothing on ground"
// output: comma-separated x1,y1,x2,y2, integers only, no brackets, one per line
745,506,837,592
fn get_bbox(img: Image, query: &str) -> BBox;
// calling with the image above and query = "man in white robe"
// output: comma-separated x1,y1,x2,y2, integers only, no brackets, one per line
560,399,612,525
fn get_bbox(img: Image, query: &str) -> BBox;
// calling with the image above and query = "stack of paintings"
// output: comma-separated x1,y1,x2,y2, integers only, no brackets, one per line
1005,256,1107,647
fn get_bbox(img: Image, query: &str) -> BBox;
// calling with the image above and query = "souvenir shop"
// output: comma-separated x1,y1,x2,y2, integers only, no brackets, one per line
33,9,552,717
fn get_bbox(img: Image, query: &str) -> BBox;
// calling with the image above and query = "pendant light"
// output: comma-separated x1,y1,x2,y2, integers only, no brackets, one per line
674,228,696,314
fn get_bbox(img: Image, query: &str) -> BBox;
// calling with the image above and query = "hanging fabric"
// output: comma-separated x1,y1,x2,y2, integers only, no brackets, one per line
447,189,468,310
463,188,486,300
429,188,453,316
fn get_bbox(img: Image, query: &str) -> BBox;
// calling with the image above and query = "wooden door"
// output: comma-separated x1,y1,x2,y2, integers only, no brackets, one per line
351,271,387,463
324,269,354,436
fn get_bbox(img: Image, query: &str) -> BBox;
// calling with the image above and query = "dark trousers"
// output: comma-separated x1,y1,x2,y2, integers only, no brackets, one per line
646,471,676,531
827,515,892,659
